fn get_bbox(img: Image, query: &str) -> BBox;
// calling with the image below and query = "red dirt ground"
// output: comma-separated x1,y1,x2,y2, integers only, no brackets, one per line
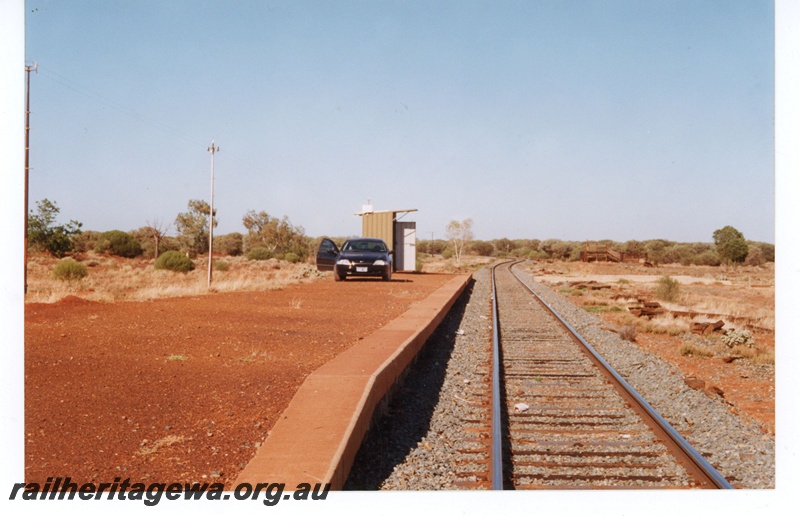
24,272,456,488
526,261,775,437
630,331,775,435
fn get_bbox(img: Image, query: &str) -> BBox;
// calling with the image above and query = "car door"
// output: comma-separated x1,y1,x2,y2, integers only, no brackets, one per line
315,238,340,271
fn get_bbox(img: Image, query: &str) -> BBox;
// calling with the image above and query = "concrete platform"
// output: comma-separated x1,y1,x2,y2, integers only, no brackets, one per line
234,273,472,489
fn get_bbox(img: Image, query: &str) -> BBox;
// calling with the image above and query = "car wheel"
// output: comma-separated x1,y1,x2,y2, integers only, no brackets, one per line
382,268,392,281
334,269,345,281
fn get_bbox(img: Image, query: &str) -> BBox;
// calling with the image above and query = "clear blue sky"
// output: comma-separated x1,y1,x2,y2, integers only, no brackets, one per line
22,0,774,243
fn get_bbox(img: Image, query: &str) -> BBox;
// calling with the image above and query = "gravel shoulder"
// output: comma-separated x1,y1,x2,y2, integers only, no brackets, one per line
513,267,775,489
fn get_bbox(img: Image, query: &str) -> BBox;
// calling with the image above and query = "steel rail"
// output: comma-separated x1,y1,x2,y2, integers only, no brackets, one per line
505,261,734,489
489,260,508,489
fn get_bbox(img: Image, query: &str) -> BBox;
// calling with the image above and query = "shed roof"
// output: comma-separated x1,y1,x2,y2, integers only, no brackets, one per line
354,208,418,216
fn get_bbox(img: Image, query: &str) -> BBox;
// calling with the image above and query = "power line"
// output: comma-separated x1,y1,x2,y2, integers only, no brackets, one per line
37,65,194,144
36,64,266,177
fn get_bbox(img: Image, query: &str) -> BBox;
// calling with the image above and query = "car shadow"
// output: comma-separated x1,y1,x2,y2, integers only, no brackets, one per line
341,278,413,283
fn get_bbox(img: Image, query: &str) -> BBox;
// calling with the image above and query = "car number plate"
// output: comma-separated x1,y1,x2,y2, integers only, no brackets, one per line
356,266,368,272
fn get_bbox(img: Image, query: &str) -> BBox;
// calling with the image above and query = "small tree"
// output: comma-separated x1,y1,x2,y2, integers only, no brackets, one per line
445,218,473,264
713,226,748,265
144,218,171,259
175,200,216,256
28,198,83,257
242,210,309,259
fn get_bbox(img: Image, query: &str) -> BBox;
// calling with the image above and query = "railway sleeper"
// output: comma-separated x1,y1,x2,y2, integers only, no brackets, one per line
513,449,664,458
509,412,626,419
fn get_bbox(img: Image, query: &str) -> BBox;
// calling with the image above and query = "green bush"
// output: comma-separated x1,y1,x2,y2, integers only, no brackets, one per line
527,250,549,260
246,246,272,261
744,246,766,267
95,230,143,258
154,250,195,272
691,250,721,266
469,241,495,256
655,275,680,302
283,252,300,263
53,258,88,281
214,260,230,271
72,230,101,253
417,240,447,254
216,233,244,256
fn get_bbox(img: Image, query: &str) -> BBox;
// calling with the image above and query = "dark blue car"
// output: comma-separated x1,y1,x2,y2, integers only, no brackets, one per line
316,237,393,281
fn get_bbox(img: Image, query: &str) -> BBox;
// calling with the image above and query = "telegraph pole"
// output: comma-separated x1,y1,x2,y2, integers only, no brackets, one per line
24,62,37,294
207,140,219,288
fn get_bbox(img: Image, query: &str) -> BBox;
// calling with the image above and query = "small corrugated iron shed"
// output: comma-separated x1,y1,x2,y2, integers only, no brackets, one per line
355,208,417,250
356,208,418,271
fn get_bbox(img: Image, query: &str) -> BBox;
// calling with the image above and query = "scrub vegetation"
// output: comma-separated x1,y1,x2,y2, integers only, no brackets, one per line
52,258,88,282
655,275,681,302
532,259,774,368
26,200,773,368
418,233,773,267
154,250,195,273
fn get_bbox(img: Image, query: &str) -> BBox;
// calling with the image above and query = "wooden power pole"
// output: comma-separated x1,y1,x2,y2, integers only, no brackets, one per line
207,140,219,288
24,62,37,294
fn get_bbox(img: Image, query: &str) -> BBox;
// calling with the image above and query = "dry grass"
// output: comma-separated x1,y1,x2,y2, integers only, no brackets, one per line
680,342,715,358
618,324,637,342
642,315,691,336
682,290,774,331
25,252,326,304
417,254,494,274
26,251,494,304
529,260,775,367
748,347,775,365
612,311,690,337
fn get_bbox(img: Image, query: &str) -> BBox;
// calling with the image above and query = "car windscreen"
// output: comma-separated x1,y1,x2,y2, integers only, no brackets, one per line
342,240,387,253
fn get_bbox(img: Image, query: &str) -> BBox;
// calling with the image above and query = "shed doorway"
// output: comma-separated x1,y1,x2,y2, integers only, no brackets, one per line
394,221,417,272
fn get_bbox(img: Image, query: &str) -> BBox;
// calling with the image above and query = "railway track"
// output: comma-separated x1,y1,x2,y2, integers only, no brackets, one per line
477,260,733,489
346,262,742,490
